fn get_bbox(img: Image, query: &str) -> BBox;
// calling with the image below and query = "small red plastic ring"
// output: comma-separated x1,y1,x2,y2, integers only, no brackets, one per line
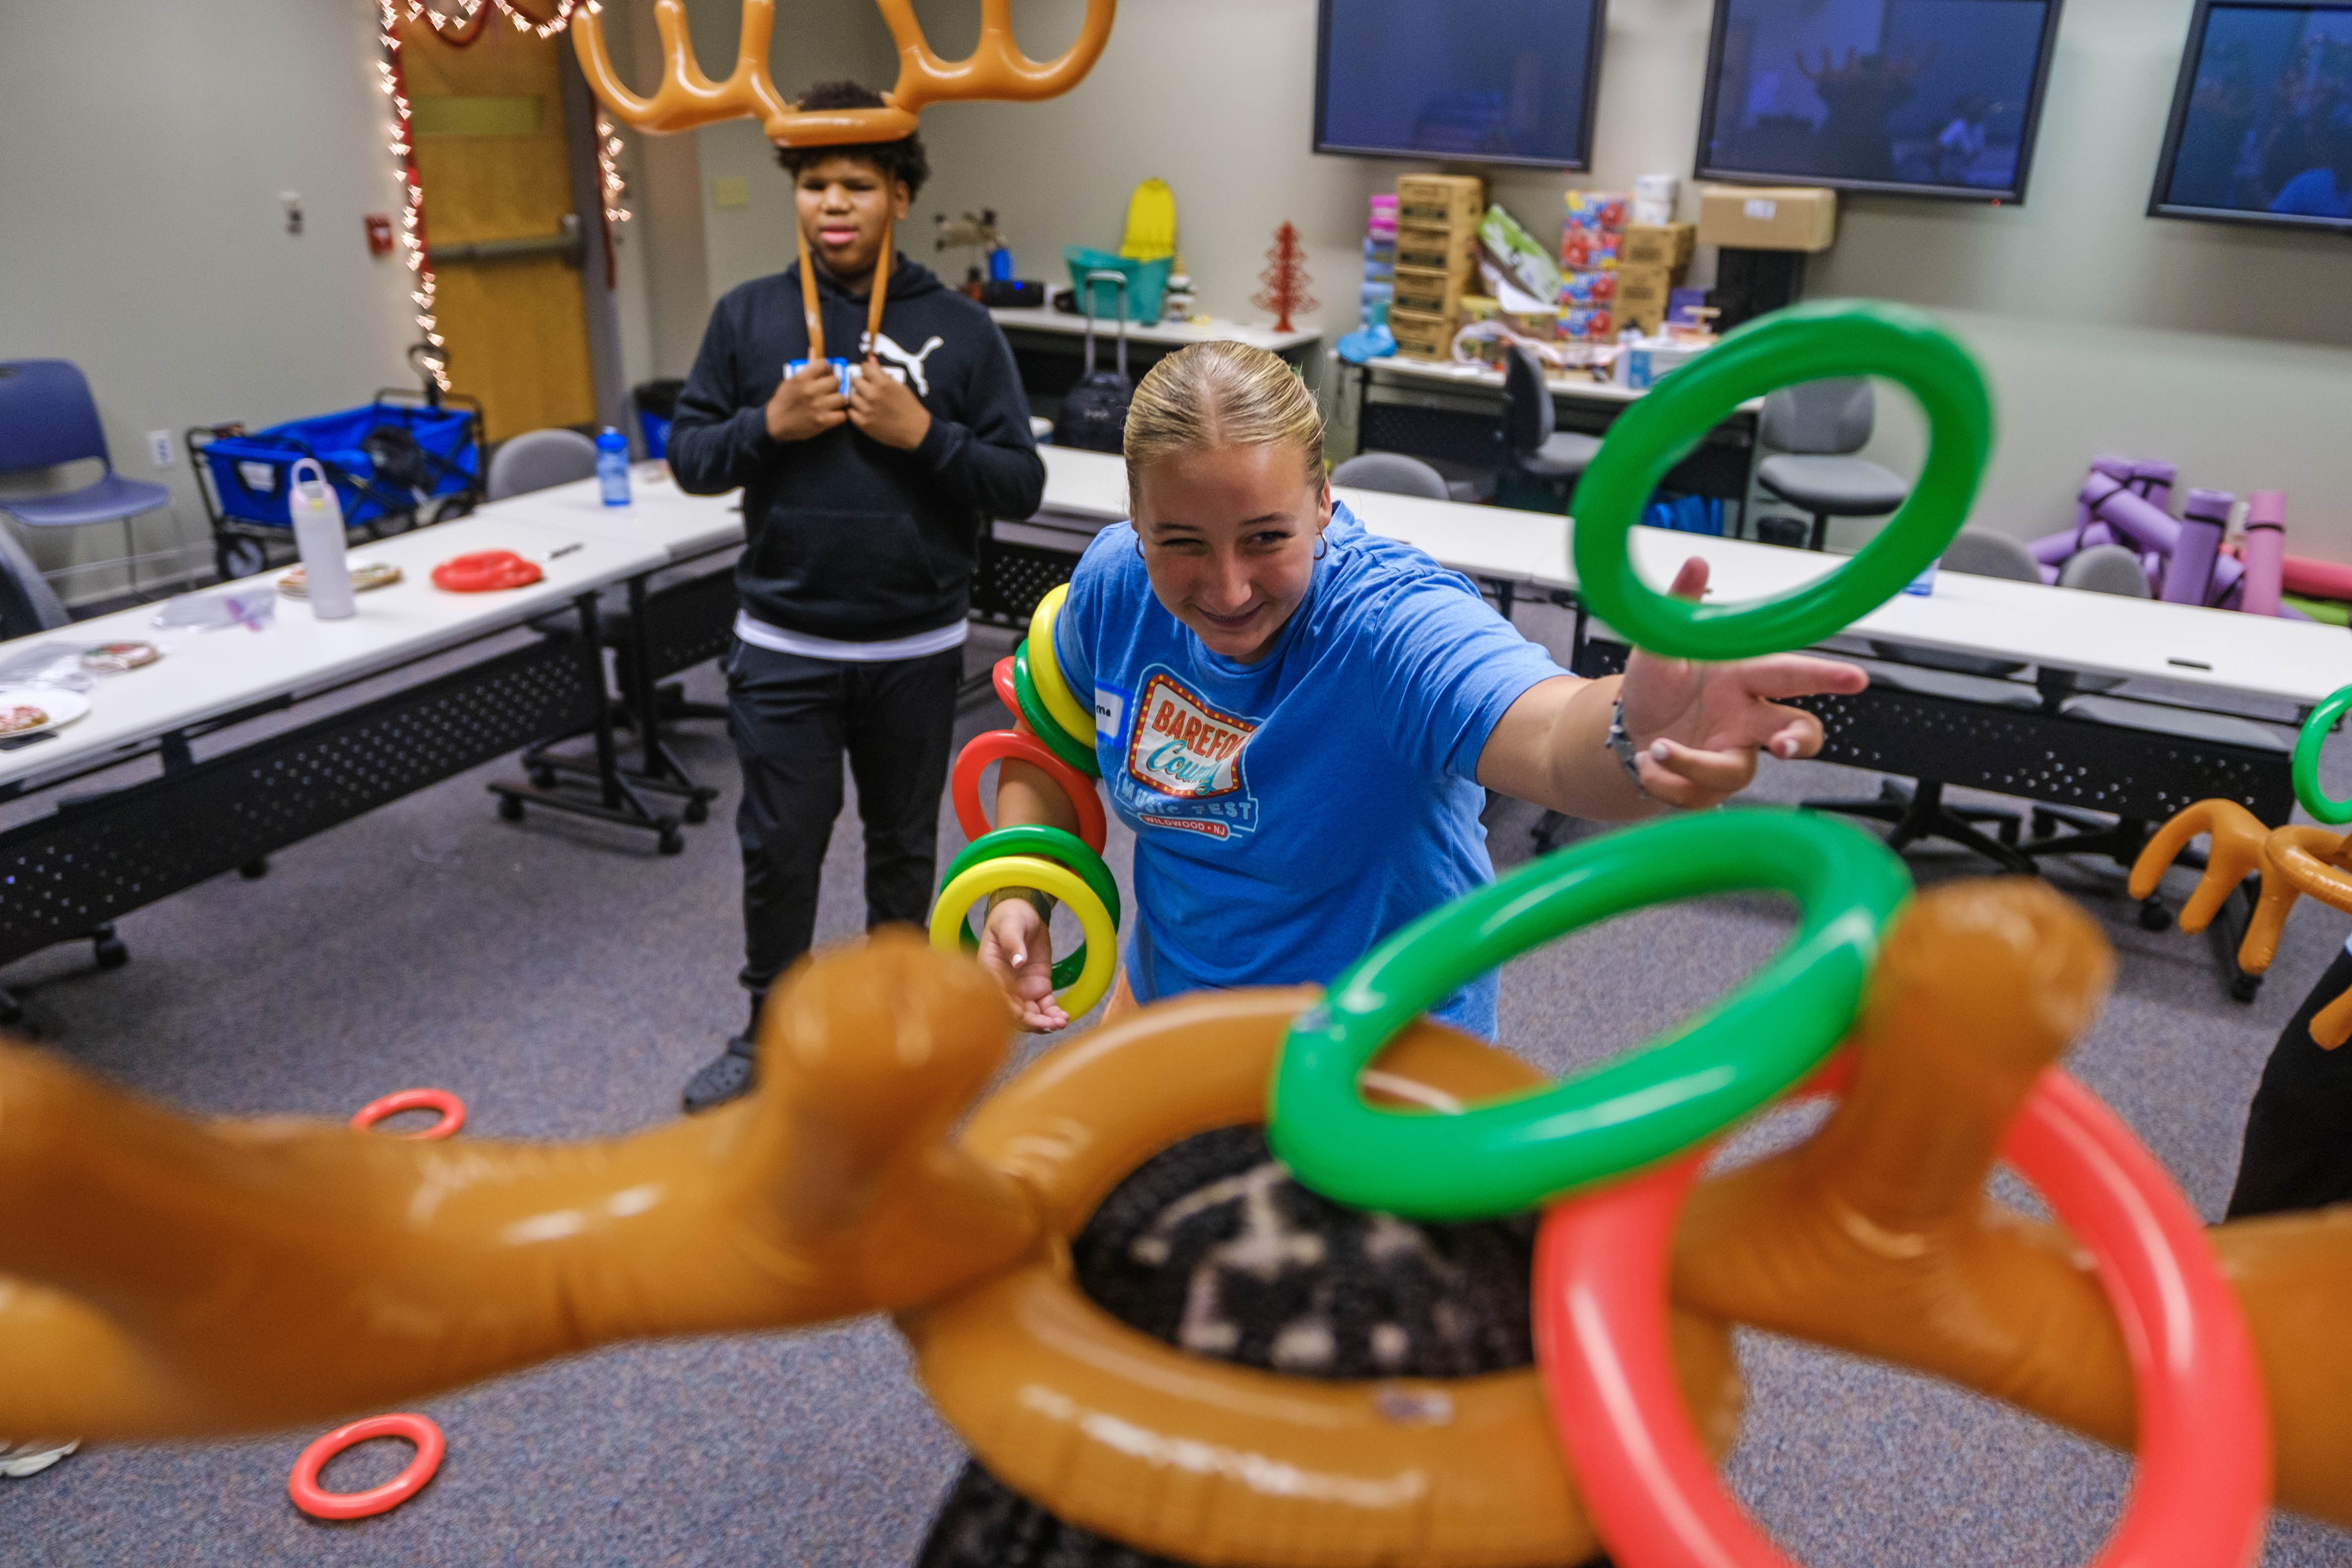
288,1413,446,1521
350,1088,467,1140
1533,1058,2271,1568
952,728,1106,854
992,656,1020,722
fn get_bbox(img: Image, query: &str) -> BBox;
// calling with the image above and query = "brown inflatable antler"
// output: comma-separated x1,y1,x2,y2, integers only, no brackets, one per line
2131,800,2352,1043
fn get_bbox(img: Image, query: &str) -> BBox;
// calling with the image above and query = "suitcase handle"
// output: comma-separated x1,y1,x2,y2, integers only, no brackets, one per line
1081,269,1129,382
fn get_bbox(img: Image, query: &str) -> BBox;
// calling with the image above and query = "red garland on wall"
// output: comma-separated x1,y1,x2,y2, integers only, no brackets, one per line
1252,223,1317,333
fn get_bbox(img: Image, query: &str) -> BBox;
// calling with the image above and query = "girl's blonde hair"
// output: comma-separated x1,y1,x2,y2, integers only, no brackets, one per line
1122,341,1326,496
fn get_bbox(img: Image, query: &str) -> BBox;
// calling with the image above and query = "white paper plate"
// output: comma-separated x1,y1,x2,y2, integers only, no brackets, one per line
0,687,91,739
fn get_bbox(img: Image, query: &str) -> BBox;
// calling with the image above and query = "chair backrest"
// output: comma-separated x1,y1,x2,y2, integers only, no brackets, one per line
1331,451,1451,501
1502,344,1554,455
2058,543,2153,598
0,360,112,477
1939,528,2041,582
1760,377,1873,455
0,521,70,639
487,428,600,501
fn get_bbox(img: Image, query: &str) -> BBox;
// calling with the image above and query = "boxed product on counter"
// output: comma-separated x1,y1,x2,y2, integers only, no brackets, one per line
1396,173,1485,230
1696,185,1837,251
1558,269,1618,307
1480,204,1562,306
1557,306,1616,343
1619,222,1695,270
1388,308,1453,360
1558,227,1621,271
1562,189,1627,234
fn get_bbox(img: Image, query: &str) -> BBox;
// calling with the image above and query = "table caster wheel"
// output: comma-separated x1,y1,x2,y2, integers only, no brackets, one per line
497,794,525,822
658,825,685,856
529,765,557,790
93,934,129,970
239,859,269,880
683,797,709,826
2138,898,2172,933
2229,973,2261,1003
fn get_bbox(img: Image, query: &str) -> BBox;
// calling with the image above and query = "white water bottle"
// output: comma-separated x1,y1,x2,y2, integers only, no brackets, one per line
287,458,356,620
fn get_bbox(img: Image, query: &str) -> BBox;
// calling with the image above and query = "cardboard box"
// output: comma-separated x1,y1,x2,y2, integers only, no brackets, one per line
1696,186,1837,252
1619,222,1695,269
1391,265,1469,318
1388,308,1454,361
1615,262,1678,332
1394,224,1481,278
1395,174,1485,231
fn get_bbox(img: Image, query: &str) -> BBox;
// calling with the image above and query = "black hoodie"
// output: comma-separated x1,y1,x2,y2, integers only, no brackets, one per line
667,256,1045,643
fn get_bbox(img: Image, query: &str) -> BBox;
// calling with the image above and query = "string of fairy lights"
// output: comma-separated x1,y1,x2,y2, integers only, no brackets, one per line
375,0,630,387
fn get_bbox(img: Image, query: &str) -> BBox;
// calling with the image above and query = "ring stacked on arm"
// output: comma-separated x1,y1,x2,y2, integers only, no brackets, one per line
933,583,1119,1019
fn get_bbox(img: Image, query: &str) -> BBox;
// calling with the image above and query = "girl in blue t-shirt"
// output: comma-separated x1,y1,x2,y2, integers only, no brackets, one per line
983,342,1866,1038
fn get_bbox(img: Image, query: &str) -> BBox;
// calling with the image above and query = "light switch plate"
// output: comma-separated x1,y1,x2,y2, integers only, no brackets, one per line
711,177,749,210
147,431,175,468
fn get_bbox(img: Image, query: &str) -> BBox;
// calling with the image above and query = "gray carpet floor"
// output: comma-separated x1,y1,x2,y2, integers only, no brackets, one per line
4,606,2350,1566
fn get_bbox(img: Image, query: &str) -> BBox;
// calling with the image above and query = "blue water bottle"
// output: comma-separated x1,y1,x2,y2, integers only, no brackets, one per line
596,427,630,507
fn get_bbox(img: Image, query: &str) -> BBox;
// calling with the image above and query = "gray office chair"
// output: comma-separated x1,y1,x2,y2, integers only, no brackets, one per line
1755,379,1908,551
0,520,72,641
1502,345,1601,502
1332,452,1452,500
1802,527,2041,872
2018,543,2290,906
487,428,599,502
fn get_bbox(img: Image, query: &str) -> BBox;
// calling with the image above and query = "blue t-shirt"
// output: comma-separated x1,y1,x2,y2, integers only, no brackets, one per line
1053,501,1563,1037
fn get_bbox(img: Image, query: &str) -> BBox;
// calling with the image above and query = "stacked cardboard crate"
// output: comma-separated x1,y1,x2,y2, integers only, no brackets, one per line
1388,173,1484,361
1615,221,1698,333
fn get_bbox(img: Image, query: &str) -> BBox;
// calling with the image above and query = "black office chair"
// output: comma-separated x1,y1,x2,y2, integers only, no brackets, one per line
1500,345,1601,509
1800,529,2043,872
1755,379,1908,551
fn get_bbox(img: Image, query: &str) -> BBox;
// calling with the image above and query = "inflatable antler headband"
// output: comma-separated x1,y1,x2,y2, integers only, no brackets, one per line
573,0,1116,356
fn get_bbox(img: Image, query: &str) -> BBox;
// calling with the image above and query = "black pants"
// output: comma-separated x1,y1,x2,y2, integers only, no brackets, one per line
728,639,963,1000
2229,946,2352,1218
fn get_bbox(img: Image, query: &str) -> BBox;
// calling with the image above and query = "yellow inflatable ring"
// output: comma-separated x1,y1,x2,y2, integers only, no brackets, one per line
900,988,1743,1568
1027,583,1097,746
928,853,1118,1020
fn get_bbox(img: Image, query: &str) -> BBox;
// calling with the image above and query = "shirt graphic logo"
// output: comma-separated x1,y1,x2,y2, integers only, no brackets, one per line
862,331,947,395
1127,674,1253,800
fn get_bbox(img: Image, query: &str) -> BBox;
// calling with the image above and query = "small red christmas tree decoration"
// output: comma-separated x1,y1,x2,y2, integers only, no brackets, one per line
1252,222,1317,332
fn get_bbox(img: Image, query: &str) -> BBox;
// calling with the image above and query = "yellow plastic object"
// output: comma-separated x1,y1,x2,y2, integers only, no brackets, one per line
1117,177,1176,261
1026,584,1095,744
928,854,1118,1020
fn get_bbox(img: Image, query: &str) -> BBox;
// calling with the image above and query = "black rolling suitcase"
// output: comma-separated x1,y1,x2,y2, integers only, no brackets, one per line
1052,270,1134,453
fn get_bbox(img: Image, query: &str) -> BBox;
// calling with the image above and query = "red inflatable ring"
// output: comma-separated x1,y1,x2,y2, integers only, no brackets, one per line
1534,1059,2271,1568
288,1413,446,1521
991,655,1019,721
350,1088,467,1140
431,550,543,592
952,727,1106,854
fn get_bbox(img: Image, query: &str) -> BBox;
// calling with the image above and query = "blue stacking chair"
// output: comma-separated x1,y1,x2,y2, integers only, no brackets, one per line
0,360,175,598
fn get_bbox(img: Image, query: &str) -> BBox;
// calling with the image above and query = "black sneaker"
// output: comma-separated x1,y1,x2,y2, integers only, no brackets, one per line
682,1034,757,1113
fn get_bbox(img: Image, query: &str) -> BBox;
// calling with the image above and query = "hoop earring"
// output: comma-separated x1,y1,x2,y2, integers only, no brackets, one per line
1313,532,1329,561
1135,534,1146,561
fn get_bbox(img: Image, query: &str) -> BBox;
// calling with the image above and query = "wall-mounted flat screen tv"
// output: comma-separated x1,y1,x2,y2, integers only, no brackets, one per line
1314,0,1609,170
2149,0,2352,232
1695,0,2065,202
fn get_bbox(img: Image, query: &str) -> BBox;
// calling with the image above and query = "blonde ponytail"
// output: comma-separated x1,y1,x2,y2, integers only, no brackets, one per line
1121,341,1325,497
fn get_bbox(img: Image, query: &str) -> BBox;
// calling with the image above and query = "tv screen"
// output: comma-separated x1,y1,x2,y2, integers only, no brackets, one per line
1695,0,2064,202
1313,0,1608,169
2150,1,2352,232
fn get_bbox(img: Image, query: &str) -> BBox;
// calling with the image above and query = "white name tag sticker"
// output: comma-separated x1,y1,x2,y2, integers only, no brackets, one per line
1094,682,1128,742
1744,198,1779,220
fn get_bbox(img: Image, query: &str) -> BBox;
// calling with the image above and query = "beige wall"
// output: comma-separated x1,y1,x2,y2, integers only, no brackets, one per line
902,0,2352,559
0,0,421,602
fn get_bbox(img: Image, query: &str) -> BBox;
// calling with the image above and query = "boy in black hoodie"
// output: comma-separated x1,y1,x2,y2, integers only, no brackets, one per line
667,82,1044,1111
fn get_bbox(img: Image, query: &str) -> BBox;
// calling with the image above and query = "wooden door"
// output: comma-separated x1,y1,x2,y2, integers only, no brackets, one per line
401,15,595,443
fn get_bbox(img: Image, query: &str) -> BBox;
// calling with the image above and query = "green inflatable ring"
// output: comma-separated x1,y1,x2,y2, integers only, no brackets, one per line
938,824,1123,989
1014,642,1102,779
